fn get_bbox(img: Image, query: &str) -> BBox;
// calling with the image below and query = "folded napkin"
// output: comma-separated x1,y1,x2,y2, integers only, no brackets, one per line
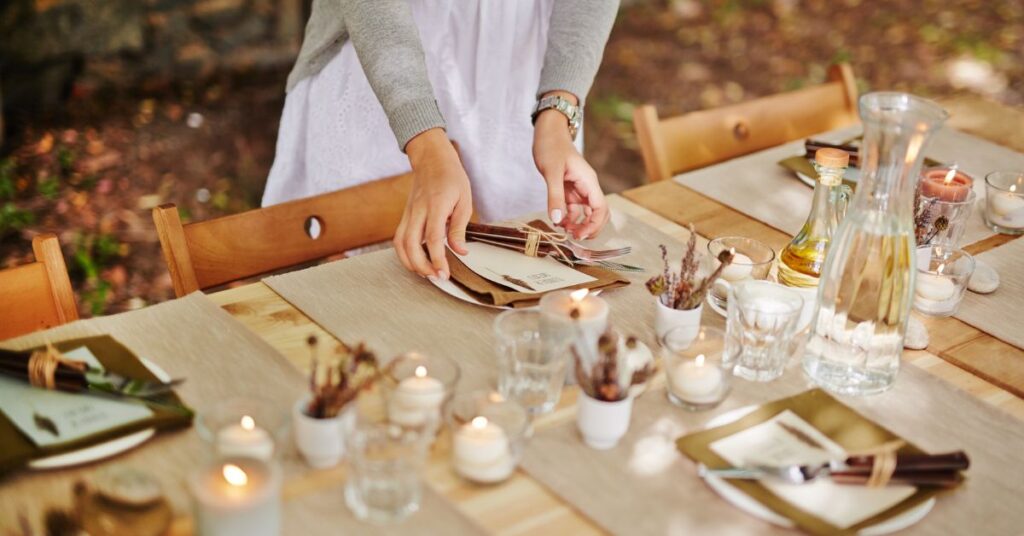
0,336,192,474
677,389,955,536
448,220,629,307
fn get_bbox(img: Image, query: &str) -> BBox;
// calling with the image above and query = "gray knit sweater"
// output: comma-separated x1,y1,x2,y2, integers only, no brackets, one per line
286,0,619,150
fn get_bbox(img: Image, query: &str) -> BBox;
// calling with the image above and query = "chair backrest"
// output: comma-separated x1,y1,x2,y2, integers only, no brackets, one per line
633,63,859,182
0,234,79,339
153,171,414,296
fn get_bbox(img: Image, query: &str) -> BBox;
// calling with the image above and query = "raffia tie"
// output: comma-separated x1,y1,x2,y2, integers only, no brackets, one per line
851,439,906,487
27,344,87,390
517,223,571,262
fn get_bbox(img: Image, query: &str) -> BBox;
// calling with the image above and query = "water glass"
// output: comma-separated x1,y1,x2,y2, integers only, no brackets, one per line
661,326,734,411
984,170,1024,235
344,420,430,523
913,246,975,317
706,237,775,316
494,309,569,415
726,281,804,382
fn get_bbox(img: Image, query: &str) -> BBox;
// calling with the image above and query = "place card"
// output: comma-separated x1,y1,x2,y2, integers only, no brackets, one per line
0,347,153,447
452,242,596,294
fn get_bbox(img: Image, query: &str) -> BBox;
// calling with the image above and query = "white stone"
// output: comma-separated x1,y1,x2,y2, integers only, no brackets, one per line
967,260,999,294
904,316,929,350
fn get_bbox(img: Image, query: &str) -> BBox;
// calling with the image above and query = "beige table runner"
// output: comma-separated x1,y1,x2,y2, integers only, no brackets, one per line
673,125,1024,247
520,348,1024,535
956,238,1024,349
0,293,482,535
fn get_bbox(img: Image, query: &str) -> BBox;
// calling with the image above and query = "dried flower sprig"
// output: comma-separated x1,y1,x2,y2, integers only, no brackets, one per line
573,330,654,402
305,335,383,419
645,224,733,310
914,184,949,246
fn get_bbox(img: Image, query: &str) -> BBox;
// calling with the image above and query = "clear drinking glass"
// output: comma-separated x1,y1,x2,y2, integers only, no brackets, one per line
804,92,949,395
984,170,1024,235
344,420,430,524
913,246,975,317
493,309,568,415
725,281,804,382
706,236,776,316
661,326,734,410
916,188,976,248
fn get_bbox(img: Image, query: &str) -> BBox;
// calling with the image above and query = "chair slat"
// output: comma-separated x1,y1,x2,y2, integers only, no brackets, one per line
0,234,78,339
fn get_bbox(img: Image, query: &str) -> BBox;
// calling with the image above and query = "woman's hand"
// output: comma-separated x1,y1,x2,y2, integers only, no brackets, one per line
394,128,473,280
532,93,609,240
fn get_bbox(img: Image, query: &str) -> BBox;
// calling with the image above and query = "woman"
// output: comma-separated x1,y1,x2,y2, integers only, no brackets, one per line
263,0,619,281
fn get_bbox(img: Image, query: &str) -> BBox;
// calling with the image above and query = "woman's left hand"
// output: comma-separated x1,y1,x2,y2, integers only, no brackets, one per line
532,95,609,240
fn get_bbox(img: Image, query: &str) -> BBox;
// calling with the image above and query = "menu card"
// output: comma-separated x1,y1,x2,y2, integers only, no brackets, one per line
453,242,596,293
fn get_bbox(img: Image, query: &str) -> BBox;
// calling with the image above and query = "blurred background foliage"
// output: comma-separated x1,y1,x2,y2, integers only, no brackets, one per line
0,0,1020,315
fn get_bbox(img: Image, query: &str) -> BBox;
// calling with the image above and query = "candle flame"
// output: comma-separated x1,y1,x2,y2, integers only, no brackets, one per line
471,416,488,429
415,366,427,378
570,289,589,303
240,415,255,431
222,464,248,486
695,354,706,367
937,263,946,275
1012,185,1018,193
942,168,957,185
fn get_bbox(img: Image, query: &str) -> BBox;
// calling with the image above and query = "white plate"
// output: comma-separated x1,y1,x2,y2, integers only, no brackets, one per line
429,276,515,310
698,406,935,535
28,357,170,470
796,164,860,189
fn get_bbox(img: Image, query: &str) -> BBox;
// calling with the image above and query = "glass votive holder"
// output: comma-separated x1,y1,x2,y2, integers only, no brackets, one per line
383,352,460,430
344,420,431,524
919,166,974,202
495,309,569,415
984,170,1024,235
913,246,975,317
196,396,289,462
446,390,531,485
661,326,735,411
725,281,804,382
917,189,976,248
706,236,776,316
189,456,283,536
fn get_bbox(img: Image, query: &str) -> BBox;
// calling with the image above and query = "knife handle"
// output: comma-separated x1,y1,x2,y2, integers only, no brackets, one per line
466,222,527,240
831,469,963,488
845,451,970,472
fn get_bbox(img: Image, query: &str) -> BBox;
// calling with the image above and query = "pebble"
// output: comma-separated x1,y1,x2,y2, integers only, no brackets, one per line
967,260,999,294
904,315,930,350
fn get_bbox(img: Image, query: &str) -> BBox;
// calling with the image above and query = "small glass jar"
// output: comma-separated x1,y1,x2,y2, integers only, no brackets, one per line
445,390,531,485
661,326,735,410
344,420,430,523
984,170,1024,235
494,309,569,415
196,396,289,462
913,246,975,317
383,352,460,431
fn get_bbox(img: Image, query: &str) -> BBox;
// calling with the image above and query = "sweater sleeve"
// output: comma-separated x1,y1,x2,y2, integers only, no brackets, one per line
537,0,620,106
341,0,445,151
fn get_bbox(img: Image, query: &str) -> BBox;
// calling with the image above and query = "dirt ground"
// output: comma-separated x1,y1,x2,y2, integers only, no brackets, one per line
1,0,1020,315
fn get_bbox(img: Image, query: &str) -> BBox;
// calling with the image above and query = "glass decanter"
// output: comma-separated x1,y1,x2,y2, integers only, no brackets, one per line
778,148,852,288
803,93,948,396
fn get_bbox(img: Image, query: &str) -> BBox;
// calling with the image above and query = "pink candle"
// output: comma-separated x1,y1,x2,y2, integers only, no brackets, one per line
920,168,973,202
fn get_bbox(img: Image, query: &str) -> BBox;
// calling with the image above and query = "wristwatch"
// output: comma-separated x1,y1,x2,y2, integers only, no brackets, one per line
532,95,582,141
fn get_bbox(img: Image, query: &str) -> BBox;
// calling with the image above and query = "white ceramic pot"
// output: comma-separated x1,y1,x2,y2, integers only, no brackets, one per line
292,397,355,469
654,299,703,344
576,393,633,450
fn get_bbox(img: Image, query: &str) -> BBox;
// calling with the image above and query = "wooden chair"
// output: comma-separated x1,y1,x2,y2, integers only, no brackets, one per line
633,63,859,182
0,234,79,340
153,172,414,297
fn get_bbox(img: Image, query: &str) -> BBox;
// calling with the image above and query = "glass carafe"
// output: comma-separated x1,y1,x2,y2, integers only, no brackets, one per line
803,93,948,396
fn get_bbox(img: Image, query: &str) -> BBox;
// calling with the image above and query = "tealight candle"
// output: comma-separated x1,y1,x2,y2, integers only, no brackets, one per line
216,415,274,461
913,247,975,317
719,250,754,282
452,416,515,483
539,289,609,357
921,168,973,202
989,184,1024,229
669,354,724,404
190,458,282,536
388,365,445,427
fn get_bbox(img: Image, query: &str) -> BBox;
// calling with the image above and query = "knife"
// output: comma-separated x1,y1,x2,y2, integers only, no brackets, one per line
0,348,184,400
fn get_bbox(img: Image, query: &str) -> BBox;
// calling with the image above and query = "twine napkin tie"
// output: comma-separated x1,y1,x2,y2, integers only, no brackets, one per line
27,344,86,390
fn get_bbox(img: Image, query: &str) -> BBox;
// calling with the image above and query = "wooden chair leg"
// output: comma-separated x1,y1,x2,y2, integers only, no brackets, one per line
31,234,78,323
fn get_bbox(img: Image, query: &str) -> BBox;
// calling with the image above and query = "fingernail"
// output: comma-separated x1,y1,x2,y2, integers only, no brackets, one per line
439,270,449,281
427,275,438,283
551,209,563,223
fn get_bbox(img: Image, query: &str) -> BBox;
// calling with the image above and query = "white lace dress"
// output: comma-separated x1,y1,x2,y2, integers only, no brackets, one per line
263,0,568,223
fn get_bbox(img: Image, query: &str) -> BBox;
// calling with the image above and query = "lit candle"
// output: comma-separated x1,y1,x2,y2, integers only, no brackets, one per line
190,459,282,536
719,248,754,282
921,168,973,202
388,365,445,427
539,289,610,358
452,416,515,484
216,415,274,461
669,354,724,404
989,184,1024,229
914,264,960,315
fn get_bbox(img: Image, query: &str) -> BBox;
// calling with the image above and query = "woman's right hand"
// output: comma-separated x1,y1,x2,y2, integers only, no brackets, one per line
394,128,473,280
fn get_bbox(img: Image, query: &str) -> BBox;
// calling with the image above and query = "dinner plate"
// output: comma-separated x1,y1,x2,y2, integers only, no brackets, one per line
698,406,935,535
429,276,516,310
28,357,169,470
795,163,861,189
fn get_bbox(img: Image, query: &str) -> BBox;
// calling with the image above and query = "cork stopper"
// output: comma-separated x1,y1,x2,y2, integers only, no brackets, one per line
815,148,850,168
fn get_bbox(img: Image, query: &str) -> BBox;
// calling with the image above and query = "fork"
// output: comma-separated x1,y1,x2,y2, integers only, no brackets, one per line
465,223,631,261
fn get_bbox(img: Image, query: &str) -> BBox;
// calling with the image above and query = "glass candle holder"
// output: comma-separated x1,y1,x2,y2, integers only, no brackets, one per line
196,397,289,462
446,390,531,485
920,166,974,202
344,420,431,523
984,170,1024,235
706,237,775,316
383,352,460,431
725,281,804,382
913,246,975,317
189,456,282,536
661,326,735,411
917,189,976,248
494,309,569,415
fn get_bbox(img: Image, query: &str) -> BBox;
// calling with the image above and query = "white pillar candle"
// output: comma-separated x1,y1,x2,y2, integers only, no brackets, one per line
388,366,445,427
190,459,282,536
216,415,274,461
539,289,610,357
452,416,515,483
669,355,724,403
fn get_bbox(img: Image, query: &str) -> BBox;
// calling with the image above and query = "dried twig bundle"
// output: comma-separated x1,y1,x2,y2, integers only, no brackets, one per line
914,185,949,246
573,329,655,402
645,224,733,310
305,335,383,419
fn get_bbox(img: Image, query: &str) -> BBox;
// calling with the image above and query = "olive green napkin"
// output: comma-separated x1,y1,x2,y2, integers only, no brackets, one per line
0,336,192,474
